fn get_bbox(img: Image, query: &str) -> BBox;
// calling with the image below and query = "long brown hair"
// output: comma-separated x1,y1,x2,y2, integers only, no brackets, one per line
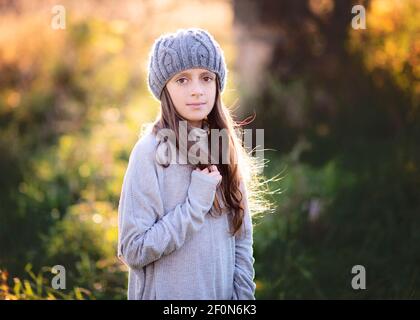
150,76,268,237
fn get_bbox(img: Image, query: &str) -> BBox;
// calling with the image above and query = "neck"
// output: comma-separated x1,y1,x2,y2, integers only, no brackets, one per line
189,120,203,129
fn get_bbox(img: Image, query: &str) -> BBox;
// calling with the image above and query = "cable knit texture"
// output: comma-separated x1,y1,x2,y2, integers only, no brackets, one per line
147,28,227,101
117,129,256,300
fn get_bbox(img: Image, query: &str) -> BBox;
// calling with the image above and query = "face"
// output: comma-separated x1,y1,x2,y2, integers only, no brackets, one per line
166,68,217,128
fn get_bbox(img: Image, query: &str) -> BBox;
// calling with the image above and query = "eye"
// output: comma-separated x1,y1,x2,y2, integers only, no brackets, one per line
176,77,188,85
203,76,214,82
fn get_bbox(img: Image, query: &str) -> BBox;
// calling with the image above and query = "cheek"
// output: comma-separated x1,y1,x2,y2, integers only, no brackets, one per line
206,85,216,105
172,91,184,106
167,86,186,111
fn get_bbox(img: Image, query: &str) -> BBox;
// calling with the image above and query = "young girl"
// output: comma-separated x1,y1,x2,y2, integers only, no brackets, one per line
117,28,257,300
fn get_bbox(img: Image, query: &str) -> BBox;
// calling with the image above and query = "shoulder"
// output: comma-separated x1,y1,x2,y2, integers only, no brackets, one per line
122,131,163,193
128,131,160,169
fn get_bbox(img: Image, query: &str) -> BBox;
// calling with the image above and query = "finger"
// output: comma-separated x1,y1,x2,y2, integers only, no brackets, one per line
210,174,222,181
202,168,209,174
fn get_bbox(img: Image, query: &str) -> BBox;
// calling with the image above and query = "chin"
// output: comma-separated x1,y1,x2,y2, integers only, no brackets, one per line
186,113,207,122
186,119,204,125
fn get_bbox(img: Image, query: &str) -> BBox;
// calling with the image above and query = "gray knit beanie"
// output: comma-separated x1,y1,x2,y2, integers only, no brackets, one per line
147,28,227,101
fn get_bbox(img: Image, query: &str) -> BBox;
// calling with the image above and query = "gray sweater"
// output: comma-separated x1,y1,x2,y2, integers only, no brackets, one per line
117,130,256,300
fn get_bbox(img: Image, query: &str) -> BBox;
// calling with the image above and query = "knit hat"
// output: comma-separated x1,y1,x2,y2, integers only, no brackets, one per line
147,28,227,101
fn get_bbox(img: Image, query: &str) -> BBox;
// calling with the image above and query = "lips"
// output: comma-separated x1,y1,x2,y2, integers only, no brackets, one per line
186,102,206,109
186,102,206,106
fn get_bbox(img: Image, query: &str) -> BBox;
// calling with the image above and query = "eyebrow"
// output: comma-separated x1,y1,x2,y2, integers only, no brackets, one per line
175,71,215,78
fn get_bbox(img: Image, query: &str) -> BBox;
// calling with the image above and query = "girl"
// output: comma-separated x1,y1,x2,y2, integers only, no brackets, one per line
117,28,259,300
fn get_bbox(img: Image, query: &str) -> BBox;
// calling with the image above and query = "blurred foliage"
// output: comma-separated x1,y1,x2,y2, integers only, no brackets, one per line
235,0,420,298
0,265,92,300
349,0,420,102
0,3,144,298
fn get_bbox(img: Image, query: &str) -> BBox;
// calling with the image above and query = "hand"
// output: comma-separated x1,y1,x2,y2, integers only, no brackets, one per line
195,165,222,187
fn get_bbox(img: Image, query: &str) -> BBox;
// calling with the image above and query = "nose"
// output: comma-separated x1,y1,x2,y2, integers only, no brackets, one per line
190,79,204,97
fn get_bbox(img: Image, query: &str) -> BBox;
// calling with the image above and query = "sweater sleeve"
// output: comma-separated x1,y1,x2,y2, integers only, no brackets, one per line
232,180,257,300
117,137,219,270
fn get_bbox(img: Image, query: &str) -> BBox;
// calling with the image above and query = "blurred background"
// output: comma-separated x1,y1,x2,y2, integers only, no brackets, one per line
0,0,419,299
